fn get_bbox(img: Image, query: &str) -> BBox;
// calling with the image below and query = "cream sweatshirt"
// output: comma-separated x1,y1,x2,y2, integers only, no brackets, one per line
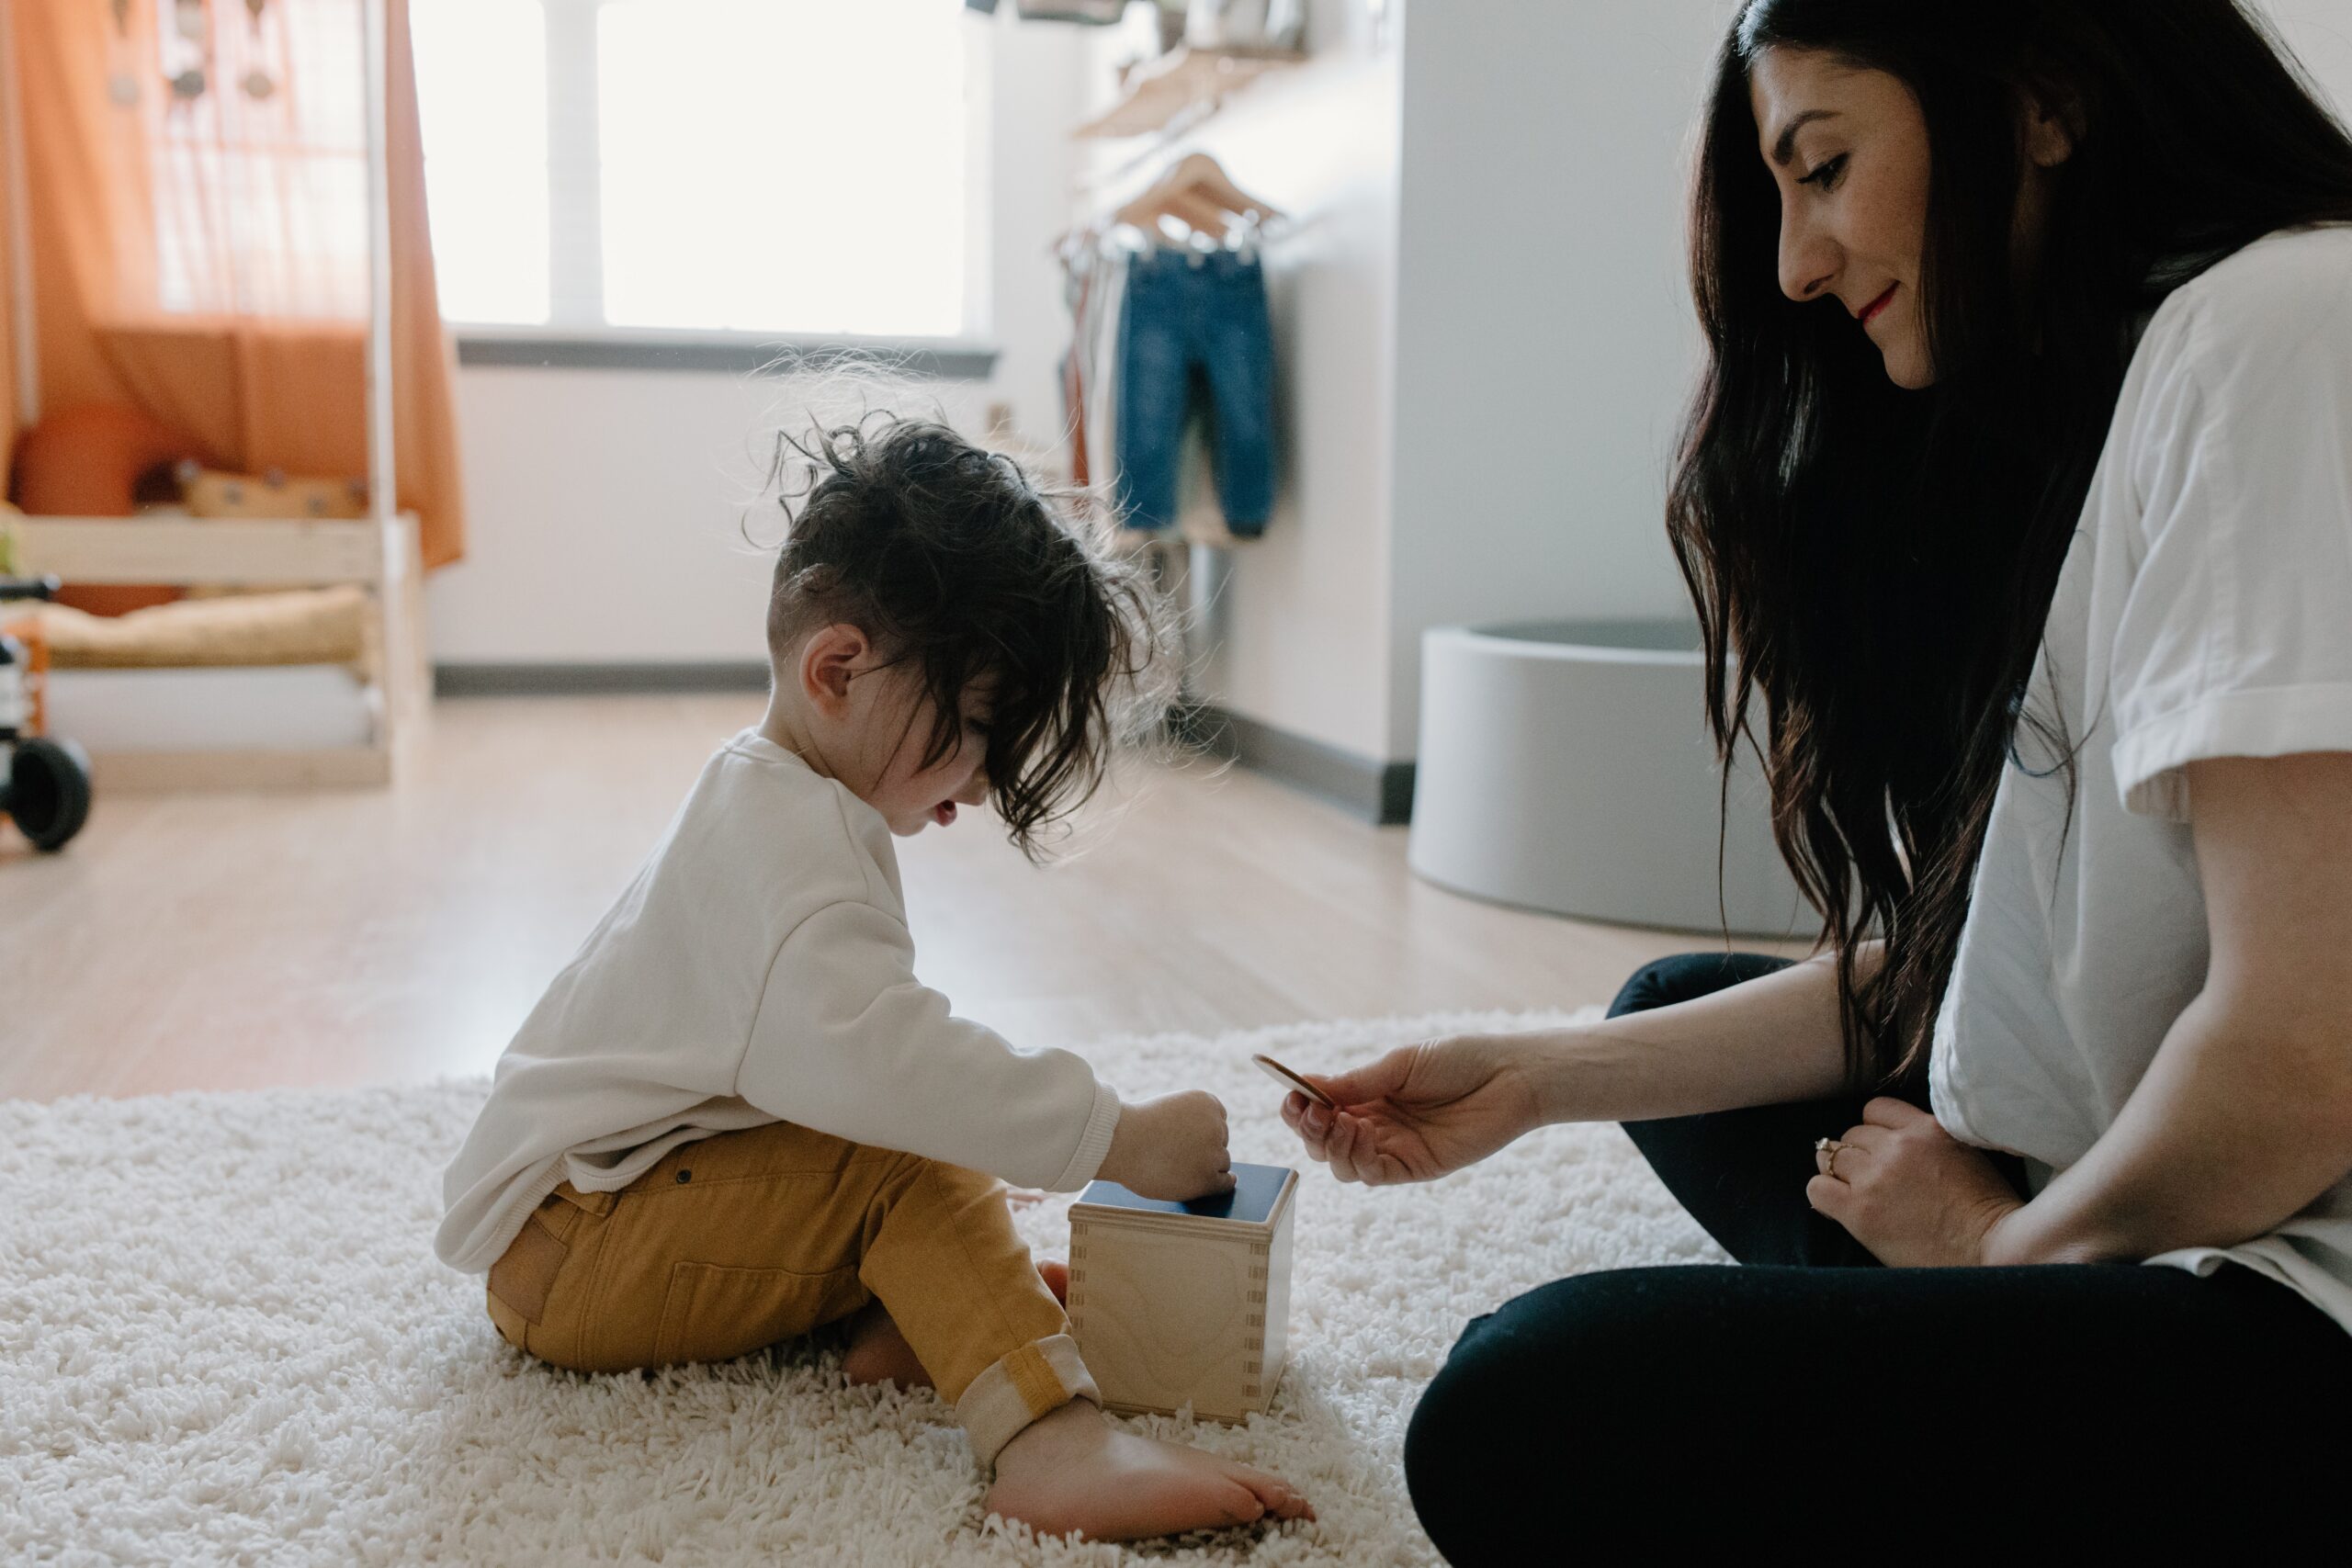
435,729,1123,1275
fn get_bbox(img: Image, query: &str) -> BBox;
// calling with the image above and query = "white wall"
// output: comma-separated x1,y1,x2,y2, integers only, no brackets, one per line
425,7,1084,666
1385,1,1740,759
2266,1,2352,115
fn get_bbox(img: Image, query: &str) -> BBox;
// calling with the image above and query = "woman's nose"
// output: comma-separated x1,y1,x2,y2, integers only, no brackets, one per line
1778,209,1839,304
956,771,989,807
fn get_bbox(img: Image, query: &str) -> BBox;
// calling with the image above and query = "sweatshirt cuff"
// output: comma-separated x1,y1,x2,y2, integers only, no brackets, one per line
1049,1079,1123,1191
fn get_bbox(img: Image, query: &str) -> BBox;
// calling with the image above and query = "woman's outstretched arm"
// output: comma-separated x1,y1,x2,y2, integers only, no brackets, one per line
1283,944,1873,1185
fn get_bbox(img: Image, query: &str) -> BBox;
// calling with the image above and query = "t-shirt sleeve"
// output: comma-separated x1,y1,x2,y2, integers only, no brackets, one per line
2106,261,2352,820
734,900,1123,1191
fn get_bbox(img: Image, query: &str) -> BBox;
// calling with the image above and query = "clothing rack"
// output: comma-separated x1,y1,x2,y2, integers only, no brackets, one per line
1059,153,1286,708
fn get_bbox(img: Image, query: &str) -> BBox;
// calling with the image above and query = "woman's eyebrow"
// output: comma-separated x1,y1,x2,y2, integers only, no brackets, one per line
1770,108,1840,166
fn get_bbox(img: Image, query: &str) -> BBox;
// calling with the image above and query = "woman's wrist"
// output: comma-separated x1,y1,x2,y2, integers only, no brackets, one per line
1980,1196,2117,1268
1477,1029,1573,1133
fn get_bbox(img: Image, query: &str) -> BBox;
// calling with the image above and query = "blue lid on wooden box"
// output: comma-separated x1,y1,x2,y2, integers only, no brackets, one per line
1075,1162,1292,1225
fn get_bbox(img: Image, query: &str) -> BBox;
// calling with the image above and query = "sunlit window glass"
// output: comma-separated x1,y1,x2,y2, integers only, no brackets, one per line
411,0,550,325
594,0,966,336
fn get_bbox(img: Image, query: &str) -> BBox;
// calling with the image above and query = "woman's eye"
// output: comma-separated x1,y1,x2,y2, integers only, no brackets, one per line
1799,153,1849,191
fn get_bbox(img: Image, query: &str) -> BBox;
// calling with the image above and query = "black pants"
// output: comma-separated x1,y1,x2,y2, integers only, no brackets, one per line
1403,953,2352,1557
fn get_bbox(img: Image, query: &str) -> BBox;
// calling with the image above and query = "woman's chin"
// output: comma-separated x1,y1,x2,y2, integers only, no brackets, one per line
1881,344,1938,390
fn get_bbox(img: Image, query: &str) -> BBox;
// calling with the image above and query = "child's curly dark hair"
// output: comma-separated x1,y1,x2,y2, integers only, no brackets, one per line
763,412,1175,859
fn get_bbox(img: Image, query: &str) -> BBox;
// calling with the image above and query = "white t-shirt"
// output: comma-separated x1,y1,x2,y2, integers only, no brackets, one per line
435,730,1123,1275
1931,225,2352,1331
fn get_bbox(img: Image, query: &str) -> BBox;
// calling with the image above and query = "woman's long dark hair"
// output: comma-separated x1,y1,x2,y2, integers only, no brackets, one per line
1673,0,2352,1082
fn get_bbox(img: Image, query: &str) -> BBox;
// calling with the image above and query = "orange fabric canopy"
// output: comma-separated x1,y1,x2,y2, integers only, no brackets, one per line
8,0,464,570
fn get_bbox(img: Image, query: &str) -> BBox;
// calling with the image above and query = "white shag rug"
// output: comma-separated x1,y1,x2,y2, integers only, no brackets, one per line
0,1010,1727,1566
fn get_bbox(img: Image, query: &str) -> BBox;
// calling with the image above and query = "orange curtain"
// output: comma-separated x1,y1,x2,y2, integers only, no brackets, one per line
0,67,14,499
14,0,463,569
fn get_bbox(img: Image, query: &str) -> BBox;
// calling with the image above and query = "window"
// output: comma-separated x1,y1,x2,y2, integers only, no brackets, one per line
410,0,977,339
407,0,549,325
145,0,372,321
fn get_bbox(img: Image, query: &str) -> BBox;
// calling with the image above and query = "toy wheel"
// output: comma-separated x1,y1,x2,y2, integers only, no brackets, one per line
6,737,94,852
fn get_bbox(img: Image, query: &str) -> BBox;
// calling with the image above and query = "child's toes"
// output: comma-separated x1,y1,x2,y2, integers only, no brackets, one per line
1211,1477,1268,1527
1227,1462,1312,1522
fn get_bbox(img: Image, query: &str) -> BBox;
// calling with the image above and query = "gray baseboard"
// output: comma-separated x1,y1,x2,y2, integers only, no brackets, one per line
455,336,997,378
1177,704,1416,826
435,661,771,696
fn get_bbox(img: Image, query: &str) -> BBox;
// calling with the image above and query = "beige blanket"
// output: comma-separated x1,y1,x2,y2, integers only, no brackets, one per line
4,587,370,671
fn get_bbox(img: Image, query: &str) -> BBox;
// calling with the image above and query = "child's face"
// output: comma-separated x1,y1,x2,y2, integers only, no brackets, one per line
848,666,996,838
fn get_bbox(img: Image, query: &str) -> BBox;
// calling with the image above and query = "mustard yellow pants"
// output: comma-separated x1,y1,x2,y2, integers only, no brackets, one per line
484,1119,1097,1463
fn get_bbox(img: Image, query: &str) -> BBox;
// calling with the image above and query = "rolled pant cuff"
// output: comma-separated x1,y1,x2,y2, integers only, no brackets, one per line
955,1333,1101,1466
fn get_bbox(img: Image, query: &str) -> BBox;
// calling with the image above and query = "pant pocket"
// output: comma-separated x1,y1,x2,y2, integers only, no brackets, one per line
488,1212,571,1326
652,1259,866,1367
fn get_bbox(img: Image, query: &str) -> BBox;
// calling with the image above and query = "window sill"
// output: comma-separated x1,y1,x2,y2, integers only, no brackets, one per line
451,326,1000,379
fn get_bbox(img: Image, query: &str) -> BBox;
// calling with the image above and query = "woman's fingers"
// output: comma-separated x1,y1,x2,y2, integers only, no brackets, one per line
1312,1043,1421,1109
1861,1096,1928,1129
1321,1114,1359,1182
1814,1127,1876,1179
1327,1112,1376,1184
1284,1088,1408,1185
1285,1091,1347,1168
1805,1172,1853,1216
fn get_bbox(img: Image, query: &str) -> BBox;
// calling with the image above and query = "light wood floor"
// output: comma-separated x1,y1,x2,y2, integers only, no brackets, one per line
0,695,1803,1101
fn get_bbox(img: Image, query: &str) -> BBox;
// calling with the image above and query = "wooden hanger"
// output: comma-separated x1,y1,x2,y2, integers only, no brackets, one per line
1111,153,1284,245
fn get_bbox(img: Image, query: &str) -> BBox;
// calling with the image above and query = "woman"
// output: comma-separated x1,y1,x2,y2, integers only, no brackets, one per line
1286,1,2352,1551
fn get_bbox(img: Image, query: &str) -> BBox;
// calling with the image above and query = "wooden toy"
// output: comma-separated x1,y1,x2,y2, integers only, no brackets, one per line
1251,1052,1333,1108
1067,1163,1296,1423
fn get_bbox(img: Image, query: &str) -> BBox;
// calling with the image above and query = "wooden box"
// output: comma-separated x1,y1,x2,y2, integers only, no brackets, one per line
1067,1163,1296,1423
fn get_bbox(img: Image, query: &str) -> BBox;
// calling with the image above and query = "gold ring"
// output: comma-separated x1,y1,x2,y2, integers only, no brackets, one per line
1815,1136,1847,1179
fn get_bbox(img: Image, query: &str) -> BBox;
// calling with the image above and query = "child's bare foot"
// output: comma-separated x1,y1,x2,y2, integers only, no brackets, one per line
842,1263,1071,1390
986,1399,1314,1542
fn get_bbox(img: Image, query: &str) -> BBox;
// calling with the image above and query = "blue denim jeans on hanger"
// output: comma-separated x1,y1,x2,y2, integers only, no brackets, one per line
1114,248,1277,536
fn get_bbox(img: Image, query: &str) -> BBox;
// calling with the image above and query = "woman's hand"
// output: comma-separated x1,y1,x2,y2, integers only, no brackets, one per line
1280,1035,1544,1185
1807,1098,2024,1267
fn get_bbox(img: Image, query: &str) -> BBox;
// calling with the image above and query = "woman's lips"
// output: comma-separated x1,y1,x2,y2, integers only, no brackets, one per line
1860,285,1898,325
933,802,957,827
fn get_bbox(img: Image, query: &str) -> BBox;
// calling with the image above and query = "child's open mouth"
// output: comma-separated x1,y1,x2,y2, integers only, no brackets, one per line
933,802,957,827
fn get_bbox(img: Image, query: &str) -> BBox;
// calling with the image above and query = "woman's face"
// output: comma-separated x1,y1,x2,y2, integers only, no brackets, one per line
1750,48,1938,388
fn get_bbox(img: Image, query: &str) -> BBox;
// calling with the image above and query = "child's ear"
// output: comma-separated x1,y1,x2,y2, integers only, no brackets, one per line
798,623,871,717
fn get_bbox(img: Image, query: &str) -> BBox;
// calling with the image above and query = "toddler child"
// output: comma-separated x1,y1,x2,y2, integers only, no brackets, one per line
435,415,1311,1542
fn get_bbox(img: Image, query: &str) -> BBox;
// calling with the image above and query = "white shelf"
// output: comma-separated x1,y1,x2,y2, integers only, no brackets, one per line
1075,47,1306,141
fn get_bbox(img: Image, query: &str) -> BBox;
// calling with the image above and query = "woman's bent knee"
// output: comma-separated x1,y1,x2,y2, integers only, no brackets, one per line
1609,951,1795,1019
1407,1275,1673,1558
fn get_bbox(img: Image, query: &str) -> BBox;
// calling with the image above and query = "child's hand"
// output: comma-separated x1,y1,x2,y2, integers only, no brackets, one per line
1099,1090,1237,1201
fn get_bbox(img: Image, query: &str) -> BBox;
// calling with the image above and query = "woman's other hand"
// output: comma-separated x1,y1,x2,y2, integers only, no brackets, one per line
1807,1098,2025,1266
1280,1036,1543,1185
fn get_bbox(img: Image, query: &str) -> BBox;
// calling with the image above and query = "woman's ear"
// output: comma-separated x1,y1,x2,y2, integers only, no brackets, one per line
2019,86,2078,169
797,623,871,718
